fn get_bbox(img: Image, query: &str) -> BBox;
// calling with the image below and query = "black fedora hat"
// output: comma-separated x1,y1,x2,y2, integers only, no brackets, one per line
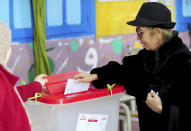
126,2,176,29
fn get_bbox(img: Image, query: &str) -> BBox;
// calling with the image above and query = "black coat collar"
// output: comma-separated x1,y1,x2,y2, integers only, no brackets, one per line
140,31,189,74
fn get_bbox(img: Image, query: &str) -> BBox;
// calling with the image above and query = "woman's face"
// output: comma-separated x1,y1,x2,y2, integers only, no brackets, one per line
136,27,162,51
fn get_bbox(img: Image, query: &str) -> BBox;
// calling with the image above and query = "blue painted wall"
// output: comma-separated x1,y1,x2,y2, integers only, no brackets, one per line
0,0,95,43
175,0,191,32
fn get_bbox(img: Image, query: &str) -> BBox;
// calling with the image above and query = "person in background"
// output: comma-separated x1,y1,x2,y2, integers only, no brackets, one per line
74,2,190,131
0,21,48,131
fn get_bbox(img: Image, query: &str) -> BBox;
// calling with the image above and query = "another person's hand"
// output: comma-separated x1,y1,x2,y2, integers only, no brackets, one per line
146,91,162,114
34,74,48,89
73,72,98,83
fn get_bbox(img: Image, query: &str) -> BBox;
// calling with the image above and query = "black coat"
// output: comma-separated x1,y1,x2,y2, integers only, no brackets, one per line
90,31,191,131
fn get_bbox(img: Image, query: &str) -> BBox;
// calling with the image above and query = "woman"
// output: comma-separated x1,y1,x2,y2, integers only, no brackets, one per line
0,21,48,131
74,2,190,131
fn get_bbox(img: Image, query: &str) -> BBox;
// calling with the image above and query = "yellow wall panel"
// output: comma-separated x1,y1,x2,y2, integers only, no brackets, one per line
96,0,144,38
95,0,175,38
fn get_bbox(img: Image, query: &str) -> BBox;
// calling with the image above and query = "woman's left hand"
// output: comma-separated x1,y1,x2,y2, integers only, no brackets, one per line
146,91,162,114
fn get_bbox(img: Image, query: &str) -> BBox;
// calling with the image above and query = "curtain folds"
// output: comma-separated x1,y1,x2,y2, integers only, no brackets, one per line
32,0,51,77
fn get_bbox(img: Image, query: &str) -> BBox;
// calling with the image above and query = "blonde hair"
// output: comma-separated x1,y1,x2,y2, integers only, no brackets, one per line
149,27,173,42
159,28,173,42
0,21,11,64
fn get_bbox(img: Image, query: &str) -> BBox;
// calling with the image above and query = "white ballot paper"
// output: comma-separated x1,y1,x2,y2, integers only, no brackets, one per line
64,79,90,95
76,113,108,131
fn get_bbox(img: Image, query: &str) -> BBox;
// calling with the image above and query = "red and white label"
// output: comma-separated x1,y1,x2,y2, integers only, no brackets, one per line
76,113,108,131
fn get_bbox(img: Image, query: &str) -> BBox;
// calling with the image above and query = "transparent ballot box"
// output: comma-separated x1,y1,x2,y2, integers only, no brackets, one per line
25,73,125,131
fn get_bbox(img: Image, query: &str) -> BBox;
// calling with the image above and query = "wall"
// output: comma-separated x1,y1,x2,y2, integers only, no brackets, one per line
3,0,191,84
7,31,190,85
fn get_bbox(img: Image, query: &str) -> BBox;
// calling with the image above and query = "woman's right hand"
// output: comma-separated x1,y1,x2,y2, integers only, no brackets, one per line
73,72,98,83
146,91,162,114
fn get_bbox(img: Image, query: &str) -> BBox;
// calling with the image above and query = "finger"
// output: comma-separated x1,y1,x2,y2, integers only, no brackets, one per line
73,73,84,79
76,79,83,83
146,93,154,102
76,77,91,83
150,91,156,96
147,92,153,98
149,91,156,98
73,75,82,80
76,78,88,83
75,73,89,80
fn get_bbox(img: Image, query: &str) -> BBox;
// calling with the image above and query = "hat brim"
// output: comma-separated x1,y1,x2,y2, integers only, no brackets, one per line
126,18,176,29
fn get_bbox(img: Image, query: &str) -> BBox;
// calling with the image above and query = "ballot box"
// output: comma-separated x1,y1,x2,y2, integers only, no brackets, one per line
25,72,125,131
